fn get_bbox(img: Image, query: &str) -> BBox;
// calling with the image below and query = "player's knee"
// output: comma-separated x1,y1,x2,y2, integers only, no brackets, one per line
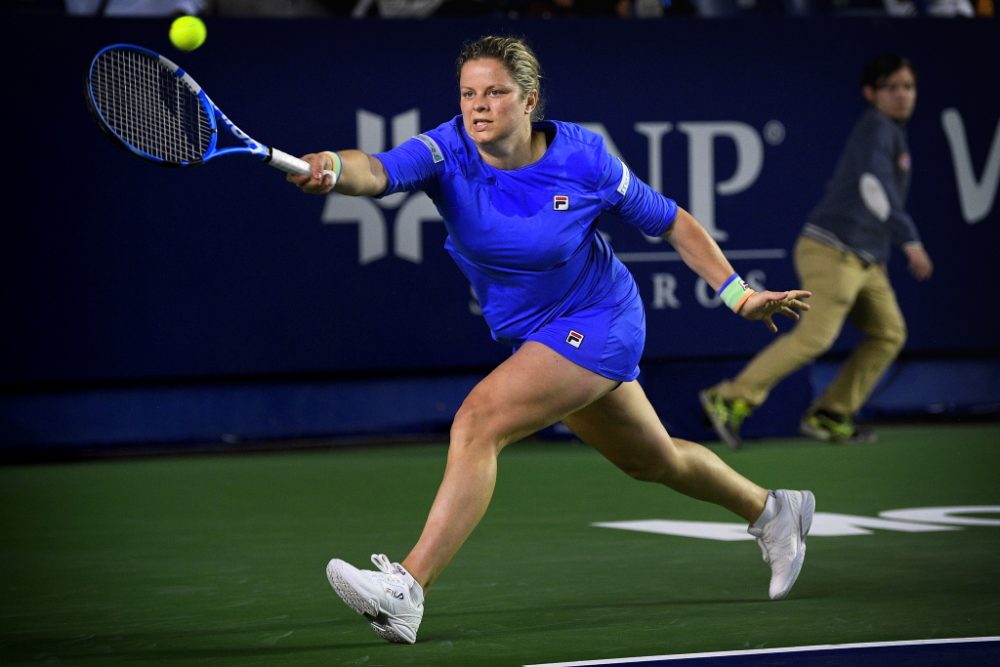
449,410,484,450
450,399,502,455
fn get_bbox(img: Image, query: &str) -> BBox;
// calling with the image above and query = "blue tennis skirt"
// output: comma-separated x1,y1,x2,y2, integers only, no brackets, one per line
514,286,646,382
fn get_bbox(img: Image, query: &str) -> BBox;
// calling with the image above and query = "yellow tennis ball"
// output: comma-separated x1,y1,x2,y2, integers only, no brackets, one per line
169,16,206,52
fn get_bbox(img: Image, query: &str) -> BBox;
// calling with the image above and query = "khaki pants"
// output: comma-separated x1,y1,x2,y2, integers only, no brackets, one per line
712,236,907,417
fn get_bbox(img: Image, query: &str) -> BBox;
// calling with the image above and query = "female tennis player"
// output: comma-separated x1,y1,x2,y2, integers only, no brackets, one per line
288,35,814,644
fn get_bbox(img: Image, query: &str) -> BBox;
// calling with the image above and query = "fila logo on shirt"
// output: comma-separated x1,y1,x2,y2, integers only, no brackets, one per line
553,195,570,211
566,330,585,348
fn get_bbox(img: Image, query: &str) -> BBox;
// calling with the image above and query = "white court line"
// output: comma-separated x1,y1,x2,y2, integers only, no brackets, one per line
523,636,1000,667
617,249,787,263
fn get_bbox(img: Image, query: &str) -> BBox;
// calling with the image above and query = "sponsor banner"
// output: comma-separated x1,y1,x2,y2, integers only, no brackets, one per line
1,17,997,384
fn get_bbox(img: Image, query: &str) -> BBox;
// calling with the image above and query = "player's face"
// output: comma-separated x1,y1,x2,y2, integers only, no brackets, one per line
459,58,535,147
865,66,917,123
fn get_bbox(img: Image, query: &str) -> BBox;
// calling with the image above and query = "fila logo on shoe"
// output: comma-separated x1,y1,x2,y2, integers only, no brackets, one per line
386,588,404,600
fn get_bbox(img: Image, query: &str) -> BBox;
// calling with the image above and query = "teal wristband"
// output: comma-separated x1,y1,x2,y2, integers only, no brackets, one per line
718,274,755,313
320,151,343,184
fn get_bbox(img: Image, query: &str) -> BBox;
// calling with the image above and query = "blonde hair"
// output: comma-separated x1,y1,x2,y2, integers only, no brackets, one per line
456,35,545,121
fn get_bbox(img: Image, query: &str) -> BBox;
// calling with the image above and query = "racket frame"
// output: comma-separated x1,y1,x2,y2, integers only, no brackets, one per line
86,44,315,178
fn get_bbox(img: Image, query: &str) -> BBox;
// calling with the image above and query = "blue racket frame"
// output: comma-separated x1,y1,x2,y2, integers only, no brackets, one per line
86,43,315,178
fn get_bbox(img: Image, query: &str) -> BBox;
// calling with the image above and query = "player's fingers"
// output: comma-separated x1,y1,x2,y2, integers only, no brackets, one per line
784,298,809,312
290,153,327,186
304,180,330,195
287,161,321,188
292,174,327,194
766,297,788,313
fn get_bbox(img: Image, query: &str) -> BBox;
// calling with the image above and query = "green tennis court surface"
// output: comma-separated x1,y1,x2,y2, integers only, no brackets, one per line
2,423,998,666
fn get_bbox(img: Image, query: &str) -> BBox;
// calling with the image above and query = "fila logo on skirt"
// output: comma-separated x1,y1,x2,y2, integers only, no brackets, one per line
566,330,584,348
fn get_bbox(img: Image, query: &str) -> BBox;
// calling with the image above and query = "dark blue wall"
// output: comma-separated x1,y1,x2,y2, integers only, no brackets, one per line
1,16,998,450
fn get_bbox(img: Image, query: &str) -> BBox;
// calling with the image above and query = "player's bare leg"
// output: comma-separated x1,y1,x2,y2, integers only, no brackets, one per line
563,380,814,600
402,342,619,590
326,343,618,642
563,380,767,521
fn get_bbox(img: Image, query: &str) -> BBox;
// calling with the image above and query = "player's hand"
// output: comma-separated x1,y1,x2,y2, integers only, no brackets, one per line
287,152,337,195
740,289,811,333
903,244,933,281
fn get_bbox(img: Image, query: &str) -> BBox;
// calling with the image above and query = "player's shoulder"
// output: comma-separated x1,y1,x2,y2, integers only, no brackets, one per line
546,120,607,150
544,120,613,178
421,116,481,149
420,116,461,143
413,116,475,164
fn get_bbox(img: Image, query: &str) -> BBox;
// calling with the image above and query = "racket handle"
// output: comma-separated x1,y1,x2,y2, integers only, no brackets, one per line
268,147,337,184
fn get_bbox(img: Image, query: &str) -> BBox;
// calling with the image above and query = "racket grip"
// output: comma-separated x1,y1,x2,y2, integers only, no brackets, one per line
268,147,337,184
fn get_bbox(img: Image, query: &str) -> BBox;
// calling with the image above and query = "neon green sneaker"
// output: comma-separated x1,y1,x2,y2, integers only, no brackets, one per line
800,410,877,444
699,390,753,449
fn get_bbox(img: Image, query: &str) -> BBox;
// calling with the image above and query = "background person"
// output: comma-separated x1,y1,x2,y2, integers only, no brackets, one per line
701,53,933,449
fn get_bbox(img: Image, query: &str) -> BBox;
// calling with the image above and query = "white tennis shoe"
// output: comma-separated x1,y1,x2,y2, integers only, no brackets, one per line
748,489,815,600
325,554,424,644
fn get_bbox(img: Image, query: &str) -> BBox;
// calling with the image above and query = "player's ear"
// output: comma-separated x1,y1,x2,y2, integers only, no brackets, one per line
862,85,875,104
525,89,538,114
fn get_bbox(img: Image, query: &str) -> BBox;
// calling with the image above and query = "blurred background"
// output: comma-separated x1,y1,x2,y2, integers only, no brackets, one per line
0,1,997,459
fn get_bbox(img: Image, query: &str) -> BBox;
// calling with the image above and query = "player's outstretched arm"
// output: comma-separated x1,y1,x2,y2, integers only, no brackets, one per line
662,207,810,333
287,149,389,197
661,208,737,290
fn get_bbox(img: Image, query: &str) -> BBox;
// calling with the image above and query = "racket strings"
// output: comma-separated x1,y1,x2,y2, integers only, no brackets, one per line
90,48,213,163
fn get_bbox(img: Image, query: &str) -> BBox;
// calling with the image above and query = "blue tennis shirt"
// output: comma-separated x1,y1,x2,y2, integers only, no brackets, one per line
376,115,678,348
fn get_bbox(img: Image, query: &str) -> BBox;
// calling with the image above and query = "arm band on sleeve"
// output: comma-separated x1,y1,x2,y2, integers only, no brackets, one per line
718,273,756,314
320,151,343,185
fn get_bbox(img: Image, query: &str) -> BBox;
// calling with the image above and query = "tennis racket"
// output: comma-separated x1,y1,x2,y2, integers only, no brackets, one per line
85,43,333,181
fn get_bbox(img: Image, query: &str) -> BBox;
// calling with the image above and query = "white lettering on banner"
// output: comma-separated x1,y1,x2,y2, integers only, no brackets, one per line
580,121,776,242
678,122,764,242
633,122,673,195
941,109,1000,224
592,505,1000,541
651,273,681,310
